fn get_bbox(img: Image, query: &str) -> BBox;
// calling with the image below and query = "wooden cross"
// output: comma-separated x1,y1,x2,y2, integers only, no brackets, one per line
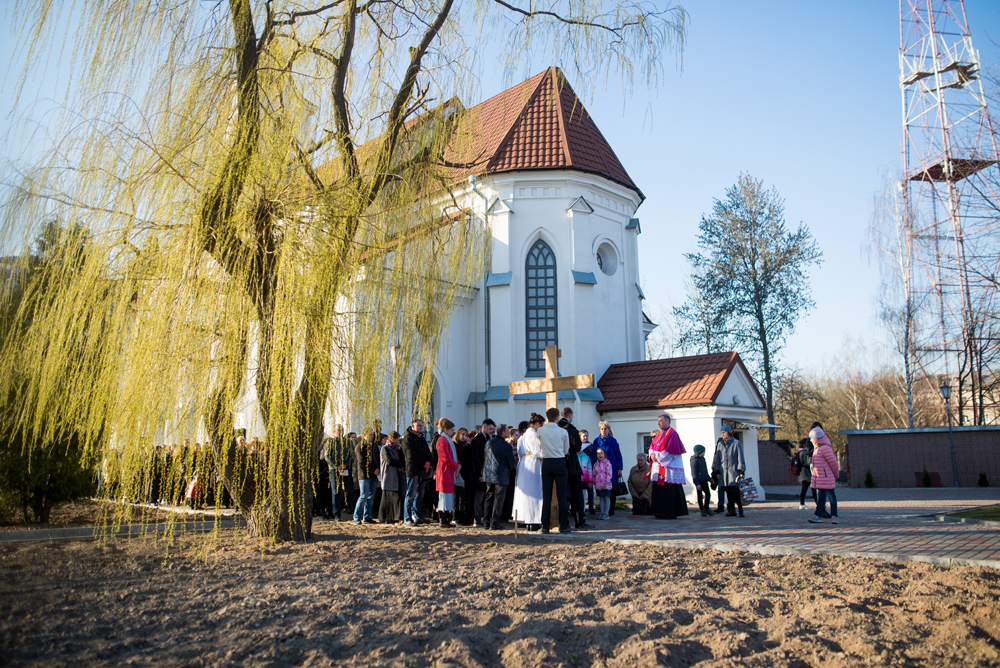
508,345,594,411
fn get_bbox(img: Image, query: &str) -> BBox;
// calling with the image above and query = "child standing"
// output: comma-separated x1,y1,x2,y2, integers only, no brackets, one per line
690,445,712,516
185,471,204,510
578,430,595,515
593,448,614,520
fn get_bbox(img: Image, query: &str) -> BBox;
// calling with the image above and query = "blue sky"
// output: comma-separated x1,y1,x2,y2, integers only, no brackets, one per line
581,0,999,375
2,1,998,378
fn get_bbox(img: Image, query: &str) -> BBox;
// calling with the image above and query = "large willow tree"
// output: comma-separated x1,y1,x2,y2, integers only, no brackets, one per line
0,0,685,540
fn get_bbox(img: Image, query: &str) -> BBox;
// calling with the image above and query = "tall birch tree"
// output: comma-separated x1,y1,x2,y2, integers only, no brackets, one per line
679,173,822,440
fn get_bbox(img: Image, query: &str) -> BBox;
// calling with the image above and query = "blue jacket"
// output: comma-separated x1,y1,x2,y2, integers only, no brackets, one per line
690,454,711,484
590,435,623,475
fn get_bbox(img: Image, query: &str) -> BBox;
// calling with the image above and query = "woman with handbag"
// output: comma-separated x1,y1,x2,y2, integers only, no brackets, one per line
712,424,746,517
591,421,623,515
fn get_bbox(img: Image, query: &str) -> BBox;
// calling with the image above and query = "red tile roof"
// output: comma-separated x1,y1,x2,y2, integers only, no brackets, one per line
596,352,764,412
314,67,642,199
445,67,642,198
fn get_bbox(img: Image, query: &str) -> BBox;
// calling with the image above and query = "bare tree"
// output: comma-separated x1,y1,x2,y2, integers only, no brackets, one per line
673,266,729,355
773,367,826,440
867,173,920,427
644,303,681,360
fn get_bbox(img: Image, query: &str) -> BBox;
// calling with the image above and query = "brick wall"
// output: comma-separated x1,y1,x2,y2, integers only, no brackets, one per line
846,429,1000,487
757,440,798,486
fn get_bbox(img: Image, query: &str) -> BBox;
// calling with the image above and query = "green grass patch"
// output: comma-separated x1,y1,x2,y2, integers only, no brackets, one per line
951,504,1000,521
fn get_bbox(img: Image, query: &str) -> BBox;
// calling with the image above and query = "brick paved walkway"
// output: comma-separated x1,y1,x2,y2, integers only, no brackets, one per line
547,486,1000,568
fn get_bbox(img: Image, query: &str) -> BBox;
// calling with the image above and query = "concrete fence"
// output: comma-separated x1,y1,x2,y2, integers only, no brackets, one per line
842,426,1000,488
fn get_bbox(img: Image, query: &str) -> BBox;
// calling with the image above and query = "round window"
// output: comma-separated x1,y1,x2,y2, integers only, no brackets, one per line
596,242,618,276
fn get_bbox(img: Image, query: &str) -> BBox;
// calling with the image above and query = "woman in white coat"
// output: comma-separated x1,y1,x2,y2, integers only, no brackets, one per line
512,413,545,527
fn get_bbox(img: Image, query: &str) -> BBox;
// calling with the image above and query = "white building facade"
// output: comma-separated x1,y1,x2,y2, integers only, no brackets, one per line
309,66,772,502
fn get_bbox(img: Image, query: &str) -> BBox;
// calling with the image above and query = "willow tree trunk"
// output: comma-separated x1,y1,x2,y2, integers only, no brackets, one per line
208,391,318,541
207,310,330,541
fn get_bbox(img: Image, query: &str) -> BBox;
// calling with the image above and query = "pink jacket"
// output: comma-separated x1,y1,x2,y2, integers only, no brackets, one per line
435,436,459,494
810,437,839,490
593,458,614,491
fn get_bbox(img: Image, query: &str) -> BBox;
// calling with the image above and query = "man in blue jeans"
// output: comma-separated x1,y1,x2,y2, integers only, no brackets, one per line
400,418,432,527
352,427,380,524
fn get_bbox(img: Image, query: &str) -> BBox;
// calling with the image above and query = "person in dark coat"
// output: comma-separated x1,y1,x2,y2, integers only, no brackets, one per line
378,431,405,524
469,419,496,527
690,444,712,516
454,428,476,525
482,425,517,530
325,425,356,521
558,408,592,530
422,429,439,518
795,438,817,509
713,436,727,514
712,424,746,517
315,440,333,519
400,419,432,527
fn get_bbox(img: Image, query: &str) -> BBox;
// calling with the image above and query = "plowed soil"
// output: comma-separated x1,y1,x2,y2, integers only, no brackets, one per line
1,520,999,667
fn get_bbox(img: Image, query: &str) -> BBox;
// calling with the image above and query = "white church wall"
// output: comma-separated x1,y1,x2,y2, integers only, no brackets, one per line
401,169,645,431
488,172,640,386
423,293,477,431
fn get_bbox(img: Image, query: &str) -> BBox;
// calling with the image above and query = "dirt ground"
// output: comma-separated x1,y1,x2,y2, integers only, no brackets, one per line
2,520,1000,668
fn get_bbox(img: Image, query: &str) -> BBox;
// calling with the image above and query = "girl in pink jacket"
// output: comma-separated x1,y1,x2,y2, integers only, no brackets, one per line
592,448,614,520
807,427,840,525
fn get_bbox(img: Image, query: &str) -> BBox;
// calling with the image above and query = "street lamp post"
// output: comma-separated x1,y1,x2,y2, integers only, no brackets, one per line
939,380,960,488
390,344,401,432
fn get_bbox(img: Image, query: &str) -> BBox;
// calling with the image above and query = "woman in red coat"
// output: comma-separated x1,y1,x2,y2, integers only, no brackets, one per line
434,418,462,527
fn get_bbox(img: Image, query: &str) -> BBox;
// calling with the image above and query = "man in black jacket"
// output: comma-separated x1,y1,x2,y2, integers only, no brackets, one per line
469,418,496,527
559,408,593,530
400,419,432,527
481,424,517,530
325,425,356,521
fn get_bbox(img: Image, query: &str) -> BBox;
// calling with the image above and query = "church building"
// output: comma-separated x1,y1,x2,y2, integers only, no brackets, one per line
324,67,773,501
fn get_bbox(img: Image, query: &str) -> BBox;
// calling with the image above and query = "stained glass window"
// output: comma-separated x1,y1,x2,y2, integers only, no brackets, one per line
526,240,557,376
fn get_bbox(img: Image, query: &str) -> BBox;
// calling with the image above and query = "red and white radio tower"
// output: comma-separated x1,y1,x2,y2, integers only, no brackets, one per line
899,0,1000,425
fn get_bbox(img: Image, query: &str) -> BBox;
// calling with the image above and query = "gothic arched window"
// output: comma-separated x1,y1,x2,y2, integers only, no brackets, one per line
526,239,557,376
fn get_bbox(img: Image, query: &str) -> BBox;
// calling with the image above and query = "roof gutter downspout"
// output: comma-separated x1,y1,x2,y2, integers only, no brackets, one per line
469,176,491,419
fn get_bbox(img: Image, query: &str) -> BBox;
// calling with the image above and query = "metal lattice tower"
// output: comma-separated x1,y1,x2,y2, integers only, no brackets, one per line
900,0,1000,425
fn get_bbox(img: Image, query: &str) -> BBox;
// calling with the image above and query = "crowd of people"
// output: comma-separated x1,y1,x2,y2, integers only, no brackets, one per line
98,440,234,510
317,409,719,531
112,413,841,526
319,407,622,532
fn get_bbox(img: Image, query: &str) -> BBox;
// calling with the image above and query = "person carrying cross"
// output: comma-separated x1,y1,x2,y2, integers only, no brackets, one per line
537,407,571,533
